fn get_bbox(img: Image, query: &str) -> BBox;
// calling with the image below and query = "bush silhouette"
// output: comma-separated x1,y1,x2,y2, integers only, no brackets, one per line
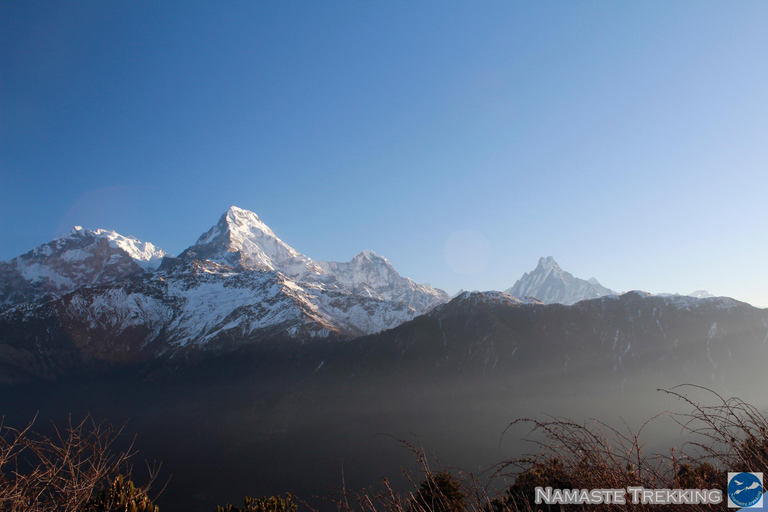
674,462,724,490
489,458,572,512
411,471,466,512
216,493,297,512
81,475,159,512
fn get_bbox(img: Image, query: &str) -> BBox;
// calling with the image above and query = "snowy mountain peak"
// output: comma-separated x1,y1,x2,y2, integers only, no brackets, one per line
532,256,562,280
227,205,256,217
0,227,168,305
344,250,397,281
3,209,451,341
92,229,167,270
194,206,277,246
537,256,558,269
174,207,449,315
351,250,391,267
505,257,617,305
180,207,318,277
224,205,278,238
355,249,383,260
316,250,449,312
54,226,168,270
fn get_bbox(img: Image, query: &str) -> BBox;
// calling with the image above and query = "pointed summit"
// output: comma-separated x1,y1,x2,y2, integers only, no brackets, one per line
179,206,319,276
505,257,616,305
316,250,449,312
538,255,557,267
533,256,561,275
353,249,386,261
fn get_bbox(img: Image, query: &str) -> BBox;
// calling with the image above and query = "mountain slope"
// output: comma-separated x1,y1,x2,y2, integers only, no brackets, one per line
506,256,617,305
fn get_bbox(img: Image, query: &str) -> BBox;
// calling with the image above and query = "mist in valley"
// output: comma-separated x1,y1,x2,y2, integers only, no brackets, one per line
4,326,765,512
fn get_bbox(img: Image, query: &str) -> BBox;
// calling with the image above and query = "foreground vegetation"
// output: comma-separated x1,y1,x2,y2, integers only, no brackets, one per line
1,386,765,511
0,415,158,512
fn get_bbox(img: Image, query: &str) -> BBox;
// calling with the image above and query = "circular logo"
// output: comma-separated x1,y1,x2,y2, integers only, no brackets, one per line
729,472,762,508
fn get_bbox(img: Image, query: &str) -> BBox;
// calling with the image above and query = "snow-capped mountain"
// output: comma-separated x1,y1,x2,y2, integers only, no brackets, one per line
165,206,449,336
173,206,449,312
505,256,617,305
0,207,450,379
0,262,417,369
316,250,448,312
0,226,167,305
177,206,322,277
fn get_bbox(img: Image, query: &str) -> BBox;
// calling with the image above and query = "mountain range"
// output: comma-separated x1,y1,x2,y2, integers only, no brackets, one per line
0,206,746,384
2,207,767,510
0,207,452,381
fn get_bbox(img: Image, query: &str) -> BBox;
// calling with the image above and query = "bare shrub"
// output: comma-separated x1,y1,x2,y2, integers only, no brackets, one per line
661,384,768,474
0,414,157,512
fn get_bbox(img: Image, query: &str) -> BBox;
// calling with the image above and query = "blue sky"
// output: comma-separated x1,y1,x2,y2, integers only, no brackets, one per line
2,1,767,305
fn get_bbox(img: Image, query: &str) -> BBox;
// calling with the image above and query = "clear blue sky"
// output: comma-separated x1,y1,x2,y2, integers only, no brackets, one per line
2,1,767,306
